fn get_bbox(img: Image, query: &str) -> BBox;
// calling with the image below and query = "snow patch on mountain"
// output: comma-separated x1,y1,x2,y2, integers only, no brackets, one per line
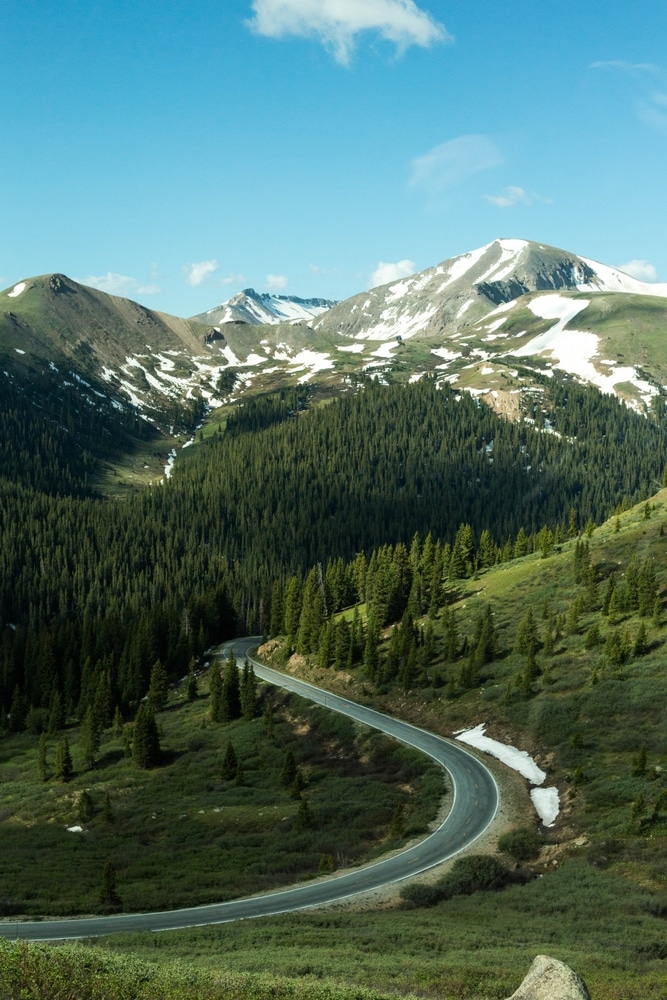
286,349,334,383
515,294,659,405
439,243,490,292
354,304,438,341
476,238,529,284
579,257,667,297
8,282,27,298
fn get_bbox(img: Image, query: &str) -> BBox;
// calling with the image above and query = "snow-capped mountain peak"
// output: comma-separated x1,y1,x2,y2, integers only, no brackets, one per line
191,288,338,327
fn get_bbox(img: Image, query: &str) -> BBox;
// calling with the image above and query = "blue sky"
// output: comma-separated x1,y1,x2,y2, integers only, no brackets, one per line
2,1,666,316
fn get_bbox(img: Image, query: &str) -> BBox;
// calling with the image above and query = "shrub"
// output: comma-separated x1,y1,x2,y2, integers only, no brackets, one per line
401,855,514,907
439,854,511,897
399,881,445,908
498,827,542,862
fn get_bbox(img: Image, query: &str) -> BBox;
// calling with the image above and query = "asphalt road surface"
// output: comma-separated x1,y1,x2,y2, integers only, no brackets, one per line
0,638,498,941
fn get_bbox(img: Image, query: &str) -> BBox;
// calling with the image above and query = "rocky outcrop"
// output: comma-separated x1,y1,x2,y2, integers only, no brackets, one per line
505,956,590,999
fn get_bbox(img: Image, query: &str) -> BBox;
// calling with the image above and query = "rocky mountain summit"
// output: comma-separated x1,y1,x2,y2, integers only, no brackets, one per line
191,287,337,326
314,237,667,343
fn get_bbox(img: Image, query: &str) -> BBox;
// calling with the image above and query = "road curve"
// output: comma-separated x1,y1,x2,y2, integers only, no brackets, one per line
0,638,498,942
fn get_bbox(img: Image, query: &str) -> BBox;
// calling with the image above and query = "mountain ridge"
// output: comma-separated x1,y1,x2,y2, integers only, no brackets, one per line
4,238,667,431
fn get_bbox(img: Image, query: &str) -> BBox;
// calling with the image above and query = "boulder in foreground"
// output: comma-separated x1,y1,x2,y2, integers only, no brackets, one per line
504,955,590,1000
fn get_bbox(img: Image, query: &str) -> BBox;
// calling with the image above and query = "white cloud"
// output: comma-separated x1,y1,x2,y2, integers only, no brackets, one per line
78,273,160,296
370,258,416,287
246,0,450,65
183,259,219,287
266,273,289,290
220,272,246,287
409,135,503,195
484,185,553,208
618,259,658,282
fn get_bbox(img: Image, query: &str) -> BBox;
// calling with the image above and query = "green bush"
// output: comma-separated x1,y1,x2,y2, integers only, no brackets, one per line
498,827,542,862
439,854,511,897
399,881,444,908
400,854,514,908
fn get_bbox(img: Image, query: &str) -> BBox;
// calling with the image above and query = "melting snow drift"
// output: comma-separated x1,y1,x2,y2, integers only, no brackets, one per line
455,723,560,827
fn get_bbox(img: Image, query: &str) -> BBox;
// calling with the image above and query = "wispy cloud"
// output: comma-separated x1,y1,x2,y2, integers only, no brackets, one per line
246,0,450,65
79,273,160,296
409,135,503,196
618,259,658,282
484,185,552,208
220,272,246,287
310,262,341,276
637,94,667,135
590,60,661,76
591,61,667,135
266,273,288,290
369,258,416,288
183,259,219,287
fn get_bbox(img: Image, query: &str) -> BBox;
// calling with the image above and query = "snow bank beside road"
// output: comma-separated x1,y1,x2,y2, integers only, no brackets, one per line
455,723,560,827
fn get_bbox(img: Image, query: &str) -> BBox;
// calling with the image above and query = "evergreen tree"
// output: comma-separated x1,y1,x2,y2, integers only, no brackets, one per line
280,749,297,788
296,567,326,655
317,619,335,669
132,703,160,769
222,650,242,722
209,664,223,723
47,689,66,735
333,618,352,671
222,739,238,780
147,659,169,711
112,705,124,737
93,670,114,730
78,789,94,822
240,661,257,720
632,745,647,777
269,579,284,637
55,734,74,783
515,608,539,656
283,576,302,647
103,791,114,823
99,860,122,910
296,796,311,830
79,705,101,771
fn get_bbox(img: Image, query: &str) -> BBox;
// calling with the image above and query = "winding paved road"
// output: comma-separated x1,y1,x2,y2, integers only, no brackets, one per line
0,638,498,941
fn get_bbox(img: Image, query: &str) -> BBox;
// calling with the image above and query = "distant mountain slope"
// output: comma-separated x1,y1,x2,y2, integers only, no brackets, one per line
314,238,667,342
191,288,337,326
0,274,225,425
4,239,667,435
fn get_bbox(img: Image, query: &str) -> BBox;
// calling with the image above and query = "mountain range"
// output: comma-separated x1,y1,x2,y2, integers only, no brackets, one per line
3,238,667,441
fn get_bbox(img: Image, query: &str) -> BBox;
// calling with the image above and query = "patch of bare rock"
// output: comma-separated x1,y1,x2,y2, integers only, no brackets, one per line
505,955,590,999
